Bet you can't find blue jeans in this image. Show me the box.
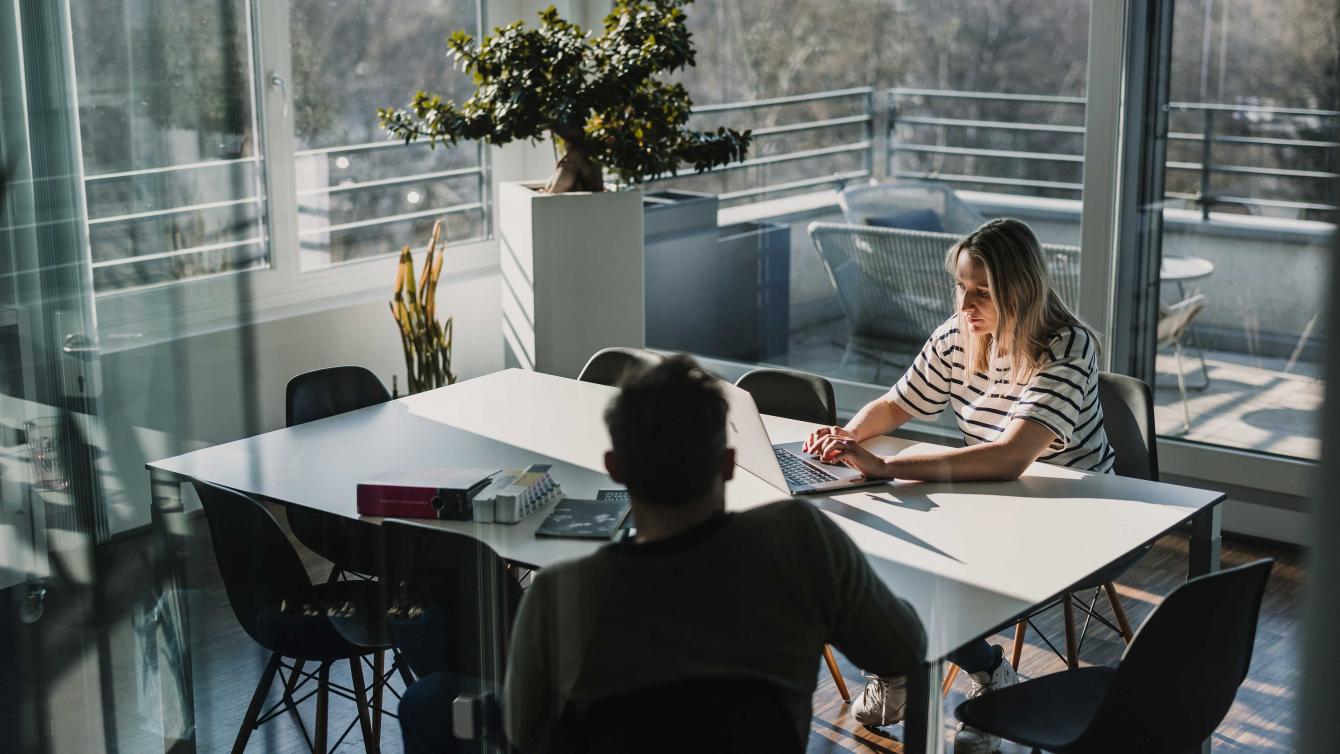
[400,672,467,754]
[946,639,1001,674]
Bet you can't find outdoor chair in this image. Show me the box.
[838,180,987,235]
[807,223,1081,381]
[1157,294,1209,433]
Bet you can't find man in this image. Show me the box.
[502,356,926,751]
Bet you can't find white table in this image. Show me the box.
[146,369,1224,754]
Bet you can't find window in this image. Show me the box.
[289,0,488,269]
[69,0,488,294]
[72,0,269,293]
[1135,0,1336,460]
[644,0,1092,417]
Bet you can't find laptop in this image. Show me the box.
[720,382,887,495]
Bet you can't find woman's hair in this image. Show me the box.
[944,218,1098,382]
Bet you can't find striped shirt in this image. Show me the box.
[887,317,1116,473]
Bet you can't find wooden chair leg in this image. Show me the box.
[1011,620,1027,669]
[1061,594,1080,669]
[315,662,331,754]
[1104,582,1136,643]
[350,656,378,754]
[372,651,385,741]
[941,663,960,697]
[822,645,851,702]
[232,653,281,754]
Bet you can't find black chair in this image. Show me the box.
[735,367,838,426]
[576,347,664,386]
[731,368,851,703]
[376,520,522,684]
[195,481,385,754]
[550,677,805,754]
[956,559,1273,754]
[1008,373,1158,672]
[285,366,392,583]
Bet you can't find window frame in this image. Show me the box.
[90,0,503,352]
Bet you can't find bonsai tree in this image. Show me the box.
[378,0,751,193]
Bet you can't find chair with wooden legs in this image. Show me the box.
[942,373,1154,697]
[734,367,853,702]
[196,481,387,754]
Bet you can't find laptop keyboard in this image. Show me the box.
[774,448,840,487]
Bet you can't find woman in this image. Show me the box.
[804,218,1114,753]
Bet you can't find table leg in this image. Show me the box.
[1188,503,1222,754]
[903,659,946,754]
[150,469,196,753]
[1189,504,1222,579]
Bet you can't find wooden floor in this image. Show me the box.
[2,506,1303,753]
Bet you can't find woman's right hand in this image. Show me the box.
[803,426,855,456]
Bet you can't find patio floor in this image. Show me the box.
[775,318,1321,461]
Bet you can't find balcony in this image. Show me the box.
[647,87,1336,460]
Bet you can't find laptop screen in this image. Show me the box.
[718,381,791,494]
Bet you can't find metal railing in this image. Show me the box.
[889,87,1340,219]
[653,85,1338,220]
[647,87,876,205]
[82,139,488,292]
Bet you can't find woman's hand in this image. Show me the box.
[803,425,855,456]
[823,438,895,480]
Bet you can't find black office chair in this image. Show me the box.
[735,367,838,426]
[956,559,1273,754]
[195,481,385,754]
[550,676,804,754]
[1007,373,1158,672]
[731,368,851,703]
[285,365,392,583]
[376,519,523,684]
[576,347,664,386]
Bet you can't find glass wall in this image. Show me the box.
[644,0,1092,413]
[72,0,269,293]
[2,1,485,751]
[1145,0,1336,458]
[290,0,488,269]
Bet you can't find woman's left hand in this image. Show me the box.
[821,438,895,479]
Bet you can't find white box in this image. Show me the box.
[498,181,645,378]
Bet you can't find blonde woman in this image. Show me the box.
[803,218,1114,753]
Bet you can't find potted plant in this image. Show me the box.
[379,0,750,377]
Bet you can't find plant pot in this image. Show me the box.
[499,181,645,378]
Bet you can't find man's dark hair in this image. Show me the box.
[604,355,728,504]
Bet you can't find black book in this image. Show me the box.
[534,492,631,540]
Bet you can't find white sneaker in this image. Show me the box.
[851,673,907,727]
[953,657,1018,754]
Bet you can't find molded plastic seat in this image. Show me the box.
[576,347,664,386]
[735,367,837,425]
[195,481,386,753]
[285,366,392,580]
[957,560,1273,754]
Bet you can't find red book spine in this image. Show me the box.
[356,483,441,518]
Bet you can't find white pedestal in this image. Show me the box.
[498,181,645,378]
